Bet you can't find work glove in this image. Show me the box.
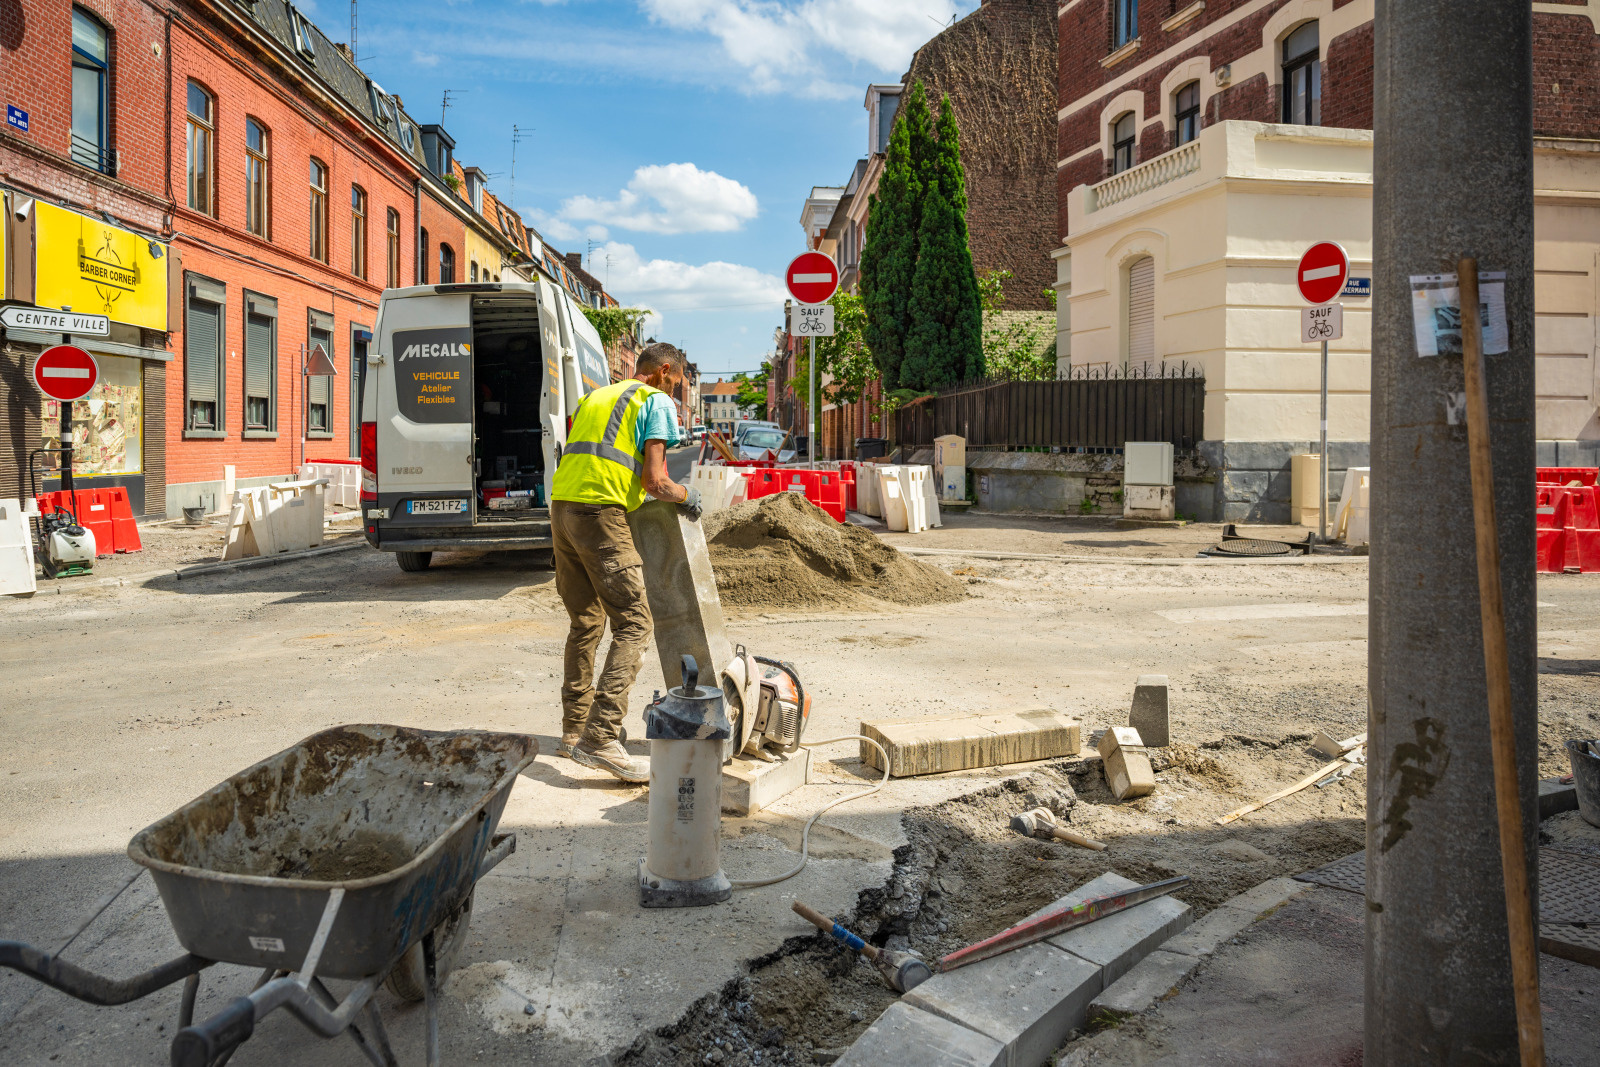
[678,487,703,522]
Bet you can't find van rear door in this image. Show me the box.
[375,291,476,527]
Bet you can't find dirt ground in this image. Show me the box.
[2,508,1597,1065]
[878,510,1323,559]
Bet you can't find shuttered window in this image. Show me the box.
[185,274,226,433]
[244,292,276,433]
[308,310,334,437]
[1126,256,1155,369]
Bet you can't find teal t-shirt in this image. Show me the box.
[637,391,681,448]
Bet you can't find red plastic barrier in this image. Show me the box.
[1536,484,1600,573]
[35,487,142,554]
[743,468,846,523]
[836,463,858,513]
[1536,467,1598,487]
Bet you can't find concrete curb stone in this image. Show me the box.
[19,538,367,597]
[893,546,1367,567]
[834,1001,1005,1067]
[1086,874,1310,1022]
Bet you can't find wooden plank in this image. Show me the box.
[859,709,1083,777]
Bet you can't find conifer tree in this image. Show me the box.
[859,82,933,390]
[901,95,984,388]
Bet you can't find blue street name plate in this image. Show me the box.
[6,105,28,132]
[1342,277,1371,297]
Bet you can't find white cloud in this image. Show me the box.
[595,241,787,334]
[527,211,609,244]
[410,50,441,67]
[641,0,969,96]
[557,163,758,235]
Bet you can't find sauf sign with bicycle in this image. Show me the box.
[1301,302,1344,343]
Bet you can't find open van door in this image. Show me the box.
[372,291,476,527]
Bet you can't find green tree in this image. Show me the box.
[859,82,933,390]
[732,368,768,415]
[788,292,877,406]
[979,269,1058,381]
[580,306,650,349]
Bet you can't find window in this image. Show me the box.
[419,228,429,283]
[350,185,367,278]
[243,292,277,434]
[308,312,334,437]
[1113,0,1138,49]
[350,326,369,457]
[292,9,316,58]
[1112,112,1137,174]
[71,9,111,172]
[184,274,226,434]
[245,118,269,237]
[309,158,328,262]
[439,244,455,284]
[186,82,214,214]
[1174,82,1200,146]
[470,260,479,282]
[1282,21,1321,126]
[386,208,401,288]
[1126,256,1155,369]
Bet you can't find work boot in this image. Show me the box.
[572,739,649,783]
[558,726,626,759]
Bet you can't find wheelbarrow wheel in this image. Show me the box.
[385,894,473,1003]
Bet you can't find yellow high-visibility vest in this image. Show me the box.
[551,380,661,510]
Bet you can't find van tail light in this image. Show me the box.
[360,421,378,501]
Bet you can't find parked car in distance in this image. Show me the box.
[733,419,779,444]
[737,428,797,463]
[688,424,707,443]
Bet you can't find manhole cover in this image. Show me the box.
[1210,539,1295,557]
[1296,847,1600,923]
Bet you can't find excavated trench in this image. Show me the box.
[613,745,1368,1067]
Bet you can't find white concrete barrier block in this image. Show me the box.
[1032,873,1193,987]
[0,499,38,598]
[835,1001,1005,1067]
[1086,948,1196,1021]
[903,942,1101,1067]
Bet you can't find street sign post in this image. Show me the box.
[1297,241,1350,544]
[790,304,835,338]
[785,252,839,306]
[1297,242,1350,305]
[33,345,99,494]
[1,307,111,335]
[785,252,840,468]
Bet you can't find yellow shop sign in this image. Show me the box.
[34,202,168,331]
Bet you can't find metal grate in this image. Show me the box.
[1296,847,1600,924]
[1541,922,1600,969]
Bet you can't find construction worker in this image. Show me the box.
[550,342,702,782]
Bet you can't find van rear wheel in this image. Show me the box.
[396,550,433,572]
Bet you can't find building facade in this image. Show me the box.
[1054,0,1600,521]
[702,379,742,435]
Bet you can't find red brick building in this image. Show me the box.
[1051,0,1600,521]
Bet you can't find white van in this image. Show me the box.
[358,279,609,571]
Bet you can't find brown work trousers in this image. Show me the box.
[550,500,653,745]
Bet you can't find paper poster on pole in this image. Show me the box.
[1409,271,1508,357]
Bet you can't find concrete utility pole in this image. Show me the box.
[1368,2,1538,1064]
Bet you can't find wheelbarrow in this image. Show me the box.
[0,724,538,1066]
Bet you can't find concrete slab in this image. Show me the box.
[861,709,1082,777]
[1539,775,1579,819]
[721,748,811,816]
[628,499,733,692]
[1042,874,1192,987]
[903,942,1102,1067]
[1128,675,1169,747]
[834,1001,1006,1067]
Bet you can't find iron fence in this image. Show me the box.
[896,364,1205,453]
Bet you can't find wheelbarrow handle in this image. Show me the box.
[170,995,255,1067]
[0,940,211,1006]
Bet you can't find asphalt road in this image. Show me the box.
[1,521,1595,1065]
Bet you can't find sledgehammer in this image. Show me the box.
[792,900,933,994]
[1011,807,1108,852]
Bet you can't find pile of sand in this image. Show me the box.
[703,492,967,611]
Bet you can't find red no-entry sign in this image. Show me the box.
[786,251,839,305]
[33,345,99,402]
[1297,242,1350,305]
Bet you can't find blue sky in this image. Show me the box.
[297,0,978,378]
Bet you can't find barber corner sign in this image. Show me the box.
[1,306,112,336]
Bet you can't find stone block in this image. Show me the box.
[834,1002,1005,1067]
[860,709,1082,778]
[1327,441,1371,469]
[629,500,732,690]
[1044,873,1192,987]
[1537,440,1559,467]
[1220,470,1268,502]
[1539,776,1579,820]
[1216,440,1307,471]
[1128,675,1169,747]
[903,942,1102,1067]
[721,748,811,816]
[1096,727,1154,800]
[1086,949,1197,1022]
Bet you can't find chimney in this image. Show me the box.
[565,252,583,273]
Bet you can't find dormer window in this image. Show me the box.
[291,9,316,59]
